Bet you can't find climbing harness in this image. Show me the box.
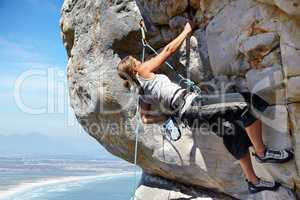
[139,19,204,142]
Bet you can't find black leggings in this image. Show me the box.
[180,92,269,160]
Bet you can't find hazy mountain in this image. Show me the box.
[0,133,116,160]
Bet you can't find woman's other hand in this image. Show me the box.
[184,22,193,34]
[183,21,196,34]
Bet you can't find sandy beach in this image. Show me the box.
[0,172,136,200]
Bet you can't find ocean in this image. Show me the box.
[0,156,141,200]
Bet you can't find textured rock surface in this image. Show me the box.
[60,0,300,199]
[256,0,300,17]
[134,173,234,200]
[245,65,285,104]
[289,104,300,193]
[135,0,188,25]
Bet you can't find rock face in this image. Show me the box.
[60,0,300,199]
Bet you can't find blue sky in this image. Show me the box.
[0,0,66,68]
[0,0,110,157]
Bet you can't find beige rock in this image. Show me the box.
[177,33,212,83]
[287,76,300,102]
[134,173,234,200]
[278,18,300,78]
[190,0,200,9]
[205,0,298,76]
[193,0,234,26]
[194,9,205,25]
[239,32,279,68]
[136,172,297,200]
[169,15,188,30]
[260,187,297,200]
[160,26,179,42]
[229,57,251,76]
[135,0,188,25]
[261,48,281,68]
[281,43,300,78]
[135,185,196,200]
[245,65,286,104]
[256,0,300,17]
[239,32,279,56]
[200,0,233,20]
[60,17,74,57]
[279,18,300,49]
[206,0,262,75]
[288,103,300,190]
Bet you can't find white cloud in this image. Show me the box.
[0,37,43,62]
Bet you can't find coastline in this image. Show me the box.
[0,171,137,200]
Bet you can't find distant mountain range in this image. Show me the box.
[0,133,117,160]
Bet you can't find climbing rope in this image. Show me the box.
[129,27,147,199]
[130,103,142,200]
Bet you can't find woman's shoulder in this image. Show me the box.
[137,72,156,81]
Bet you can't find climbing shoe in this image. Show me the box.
[253,148,294,164]
[247,178,281,194]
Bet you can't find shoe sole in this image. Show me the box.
[255,151,294,164]
[249,182,281,194]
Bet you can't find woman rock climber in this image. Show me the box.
[117,21,293,194]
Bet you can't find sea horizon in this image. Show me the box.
[0,155,141,200]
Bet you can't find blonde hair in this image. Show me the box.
[117,56,139,90]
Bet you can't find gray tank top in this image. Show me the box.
[136,74,185,109]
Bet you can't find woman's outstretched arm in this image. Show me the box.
[138,22,193,77]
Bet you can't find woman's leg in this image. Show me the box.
[244,120,265,158]
[181,92,293,163]
[239,151,258,184]
[221,122,280,193]
[221,122,257,183]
